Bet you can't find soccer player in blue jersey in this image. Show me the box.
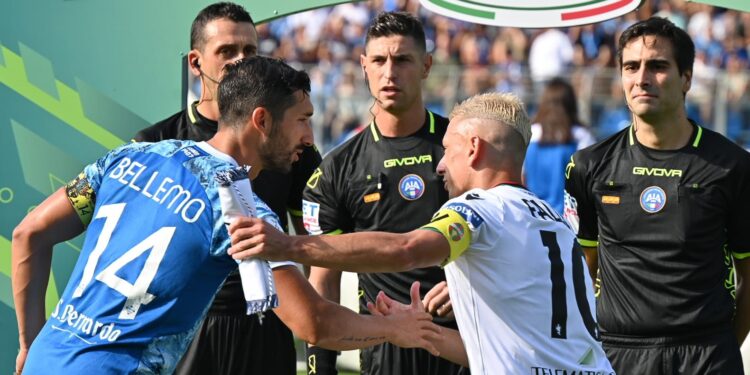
[11,56,440,375]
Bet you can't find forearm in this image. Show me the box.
[12,227,54,349]
[432,327,469,367]
[310,304,393,350]
[291,230,443,273]
[11,188,84,349]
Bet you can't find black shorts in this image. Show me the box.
[602,328,743,375]
[361,342,470,375]
[175,311,295,375]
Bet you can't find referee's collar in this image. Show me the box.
[188,101,218,129]
[628,119,703,149]
[369,109,436,142]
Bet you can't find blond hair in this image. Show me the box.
[449,92,531,146]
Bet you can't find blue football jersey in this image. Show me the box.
[24,140,282,374]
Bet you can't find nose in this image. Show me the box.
[633,65,651,89]
[383,57,397,81]
[302,123,314,147]
[436,156,446,176]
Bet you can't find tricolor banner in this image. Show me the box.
[420,0,643,28]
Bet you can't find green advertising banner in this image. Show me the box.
[0,0,355,371]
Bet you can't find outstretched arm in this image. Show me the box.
[272,265,441,352]
[12,188,84,372]
[227,217,449,272]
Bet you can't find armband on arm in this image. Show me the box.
[65,172,96,228]
[421,209,472,266]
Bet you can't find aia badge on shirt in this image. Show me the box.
[399,174,425,201]
[640,186,666,213]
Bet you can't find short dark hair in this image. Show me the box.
[191,2,254,50]
[218,56,311,128]
[617,17,694,75]
[365,12,426,53]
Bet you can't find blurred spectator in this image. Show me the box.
[528,28,574,89]
[524,78,594,214]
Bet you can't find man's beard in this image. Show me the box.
[259,129,294,174]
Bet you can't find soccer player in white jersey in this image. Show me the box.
[226,92,615,374]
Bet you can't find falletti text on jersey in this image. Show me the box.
[108,157,207,223]
[522,197,570,230]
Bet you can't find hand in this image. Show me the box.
[226,217,292,261]
[16,347,28,374]
[423,281,454,319]
[367,282,441,356]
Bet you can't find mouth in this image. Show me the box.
[380,86,401,95]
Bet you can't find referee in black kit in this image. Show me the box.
[302,12,468,375]
[564,17,749,374]
[134,3,320,374]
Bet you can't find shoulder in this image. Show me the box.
[439,189,490,231]
[571,127,629,168]
[135,109,186,142]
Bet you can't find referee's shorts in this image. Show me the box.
[175,310,295,375]
[602,327,743,374]
[361,341,470,375]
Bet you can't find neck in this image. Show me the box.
[373,103,426,137]
[207,127,262,180]
[196,77,220,121]
[633,114,693,150]
[196,99,220,122]
[469,166,523,192]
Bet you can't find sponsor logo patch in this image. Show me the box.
[399,174,425,201]
[640,186,666,213]
[563,190,579,233]
[302,200,321,234]
[445,202,484,230]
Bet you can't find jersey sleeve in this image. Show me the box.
[302,157,349,235]
[287,145,322,218]
[564,152,599,248]
[65,144,137,227]
[420,192,487,266]
[728,155,750,260]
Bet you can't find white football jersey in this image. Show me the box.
[423,184,614,375]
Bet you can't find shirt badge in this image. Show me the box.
[640,186,666,213]
[399,174,425,201]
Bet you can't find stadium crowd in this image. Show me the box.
[235,0,750,152]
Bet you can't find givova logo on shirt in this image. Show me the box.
[419,0,641,28]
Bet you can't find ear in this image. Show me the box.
[187,49,201,76]
[681,70,692,94]
[251,107,271,136]
[467,136,481,166]
[422,53,433,79]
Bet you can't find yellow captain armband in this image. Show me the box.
[733,251,750,260]
[421,208,472,267]
[65,172,96,228]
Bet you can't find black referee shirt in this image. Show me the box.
[303,110,456,326]
[565,123,750,337]
[135,101,322,314]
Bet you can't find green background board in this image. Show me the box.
[0,0,355,371]
[687,0,750,12]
